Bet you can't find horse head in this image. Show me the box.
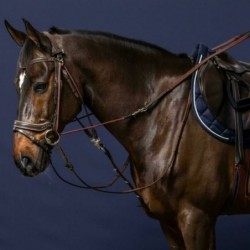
[5,20,82,176]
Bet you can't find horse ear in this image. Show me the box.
[4,20,27,46]
[23,19,52,52]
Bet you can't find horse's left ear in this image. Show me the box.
[5,20,27,46]
[23,19,52,52]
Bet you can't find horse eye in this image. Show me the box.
[33,82,48,93]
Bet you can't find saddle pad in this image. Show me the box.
[191,44,236,144]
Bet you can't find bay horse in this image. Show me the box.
[5,19,250,249]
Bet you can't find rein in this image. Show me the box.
[62,31,250,135]
[14,31,250,196]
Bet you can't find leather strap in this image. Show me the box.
[15,128,50,153]
[13,120,52,132]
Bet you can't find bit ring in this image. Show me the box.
[45,129,60,146]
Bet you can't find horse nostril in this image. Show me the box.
[20,156,33,171]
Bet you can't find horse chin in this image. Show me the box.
[14,150,50,177]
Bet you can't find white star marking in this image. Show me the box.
[18,71,26,90]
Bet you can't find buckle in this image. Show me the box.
[52,49,65,64]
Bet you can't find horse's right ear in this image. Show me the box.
[4,20,26,46]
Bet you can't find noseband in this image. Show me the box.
[13,50,83,152]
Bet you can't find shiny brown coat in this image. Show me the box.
[6,20,243,250]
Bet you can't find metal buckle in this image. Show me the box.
[45,129,60,146]
[54,50,65,65]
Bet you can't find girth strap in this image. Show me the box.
[231,78,244,164]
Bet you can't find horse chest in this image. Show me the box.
[139,189,170,219]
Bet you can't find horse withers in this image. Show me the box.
[5,19,250,249]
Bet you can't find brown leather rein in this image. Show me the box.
[13,31,250,196]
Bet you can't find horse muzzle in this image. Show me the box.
[13,120,61,176]
[13,131,51,176]
[14,149,50,177]
[18,154,47,176]
[13,129,59,177]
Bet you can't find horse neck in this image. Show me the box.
[63,34,192,147]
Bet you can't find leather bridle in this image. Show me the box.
[13,50,83,153]
[13,47,143,196]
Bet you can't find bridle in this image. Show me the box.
[13,31,250,196]
[13,50,83,152]
[13,48,143,196]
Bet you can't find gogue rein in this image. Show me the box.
[13,31,250,197]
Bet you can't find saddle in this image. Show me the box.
[192,44,250,156]
[200,53,250,130]
[192,44,250,213]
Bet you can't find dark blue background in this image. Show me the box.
[1,1,250,249]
